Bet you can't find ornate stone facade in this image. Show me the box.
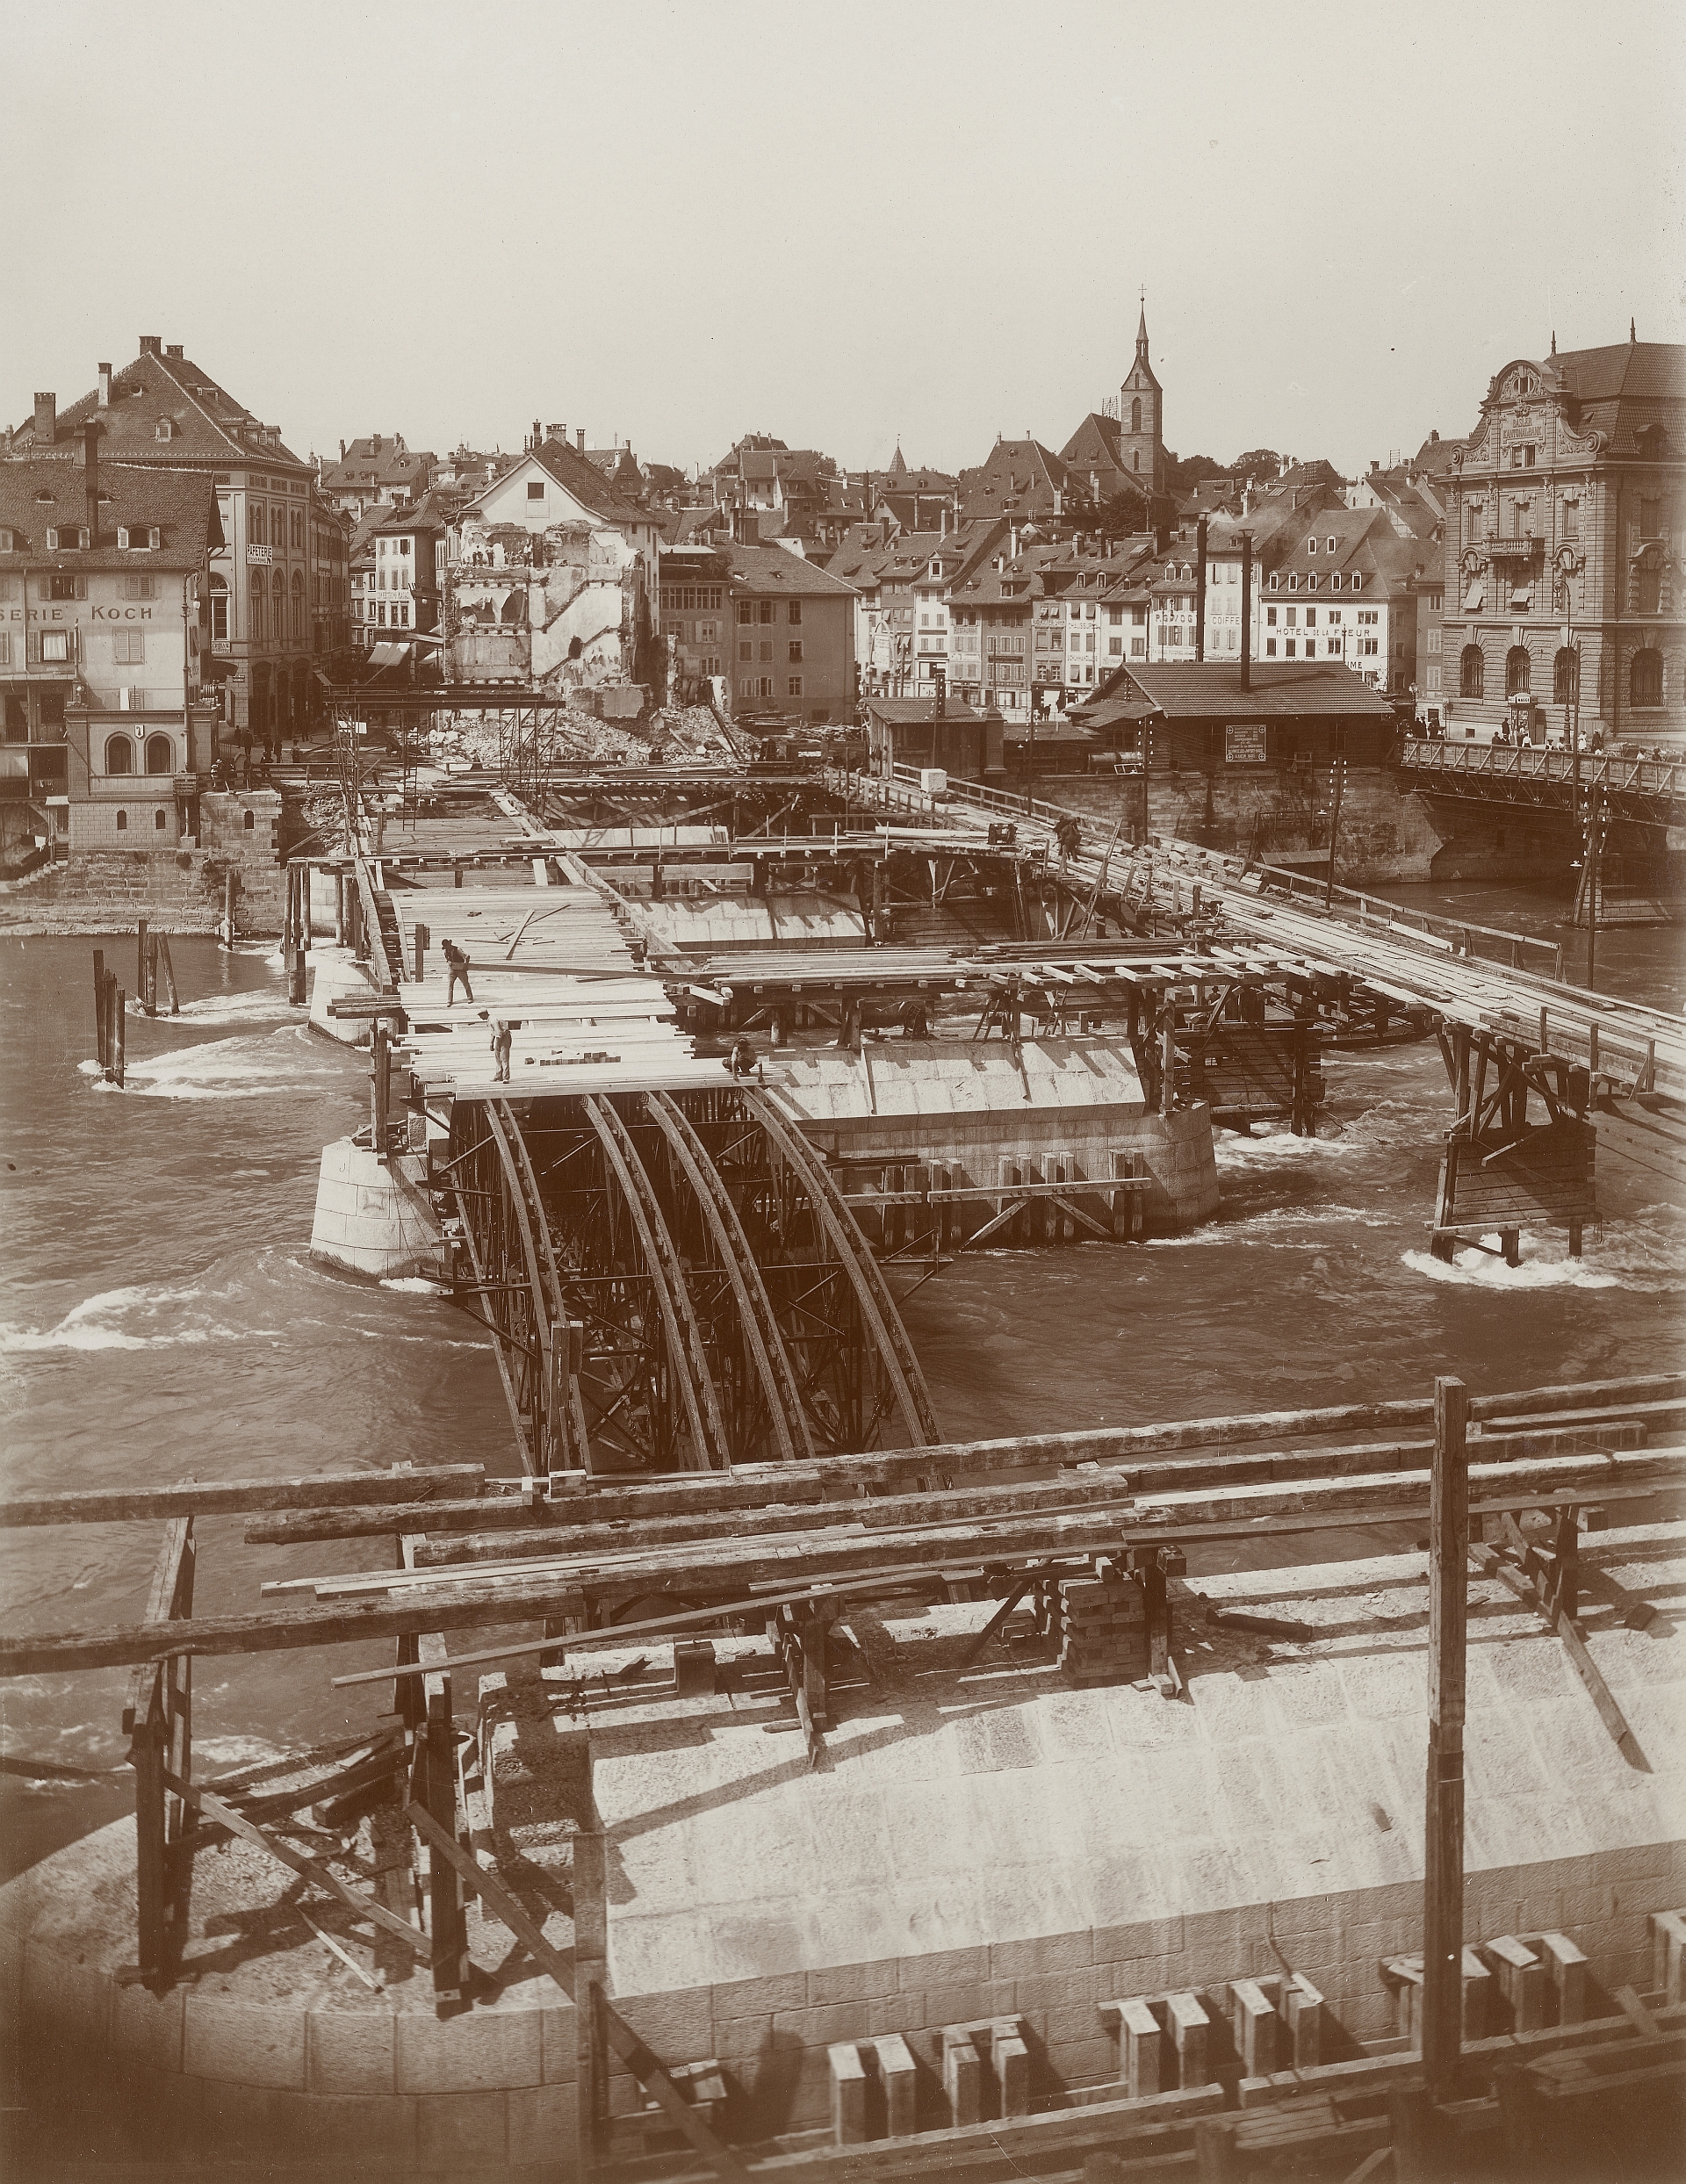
[1439,335,1686,745]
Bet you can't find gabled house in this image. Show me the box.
[319,435,434,517]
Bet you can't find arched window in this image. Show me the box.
[291,569,305,641]
[249,570,266,643]
[155,417,174,443]
[209,573,228,644]
[153,809,168,831]
[1506,645,1531,698]
[1632,648,1664,708]
[1553,647,1579,705]
[242,809,256,832]
[104,733,134,775]
[145,732,174,775]
[249,503,266,545]
[1131,397,1142,433]
[1459,645,1484,699]
[115,810,127,832]
[1131,451,1139,472]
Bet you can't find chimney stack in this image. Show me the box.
[139,335,162,356]
[339,438,346,461]
[531,419,542,450]
[83,422,100,542]
[32,393,55,444]
[1239,531,1253,694]
[97,364,112,410]
[1194,515,1208,663]
[166,343,184,359]
[576,429,586,451]
[1010,524,1019,559]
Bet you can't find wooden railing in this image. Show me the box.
[1400,741,1682,801]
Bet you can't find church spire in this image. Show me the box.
[1136,289,1149,359]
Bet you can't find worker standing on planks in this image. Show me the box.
[484,1013,513,1082]
[442,938,474,1006]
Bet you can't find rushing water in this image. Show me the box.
[1,893,1682,1882]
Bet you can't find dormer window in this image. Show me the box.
[155,418,175,442]
[1351,573,1363,592]
[1326,537,1336,553]
[1287,573,1298,591]
[116,526,162,551]
[1331,572,1343,591]
[0,529,13,552]
[1268,573,1279,591]
[1308,537,1317,556]
[46,526,90,551]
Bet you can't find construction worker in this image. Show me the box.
[442,938,474,1006]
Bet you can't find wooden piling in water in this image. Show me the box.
[92,949,106,1066]
[333,872,347,947]
[220,870,238,948]
[113,988,126,1090]
[1421,1375,1468,2095]
[157,934,179,1015]
[137,919,152,1016]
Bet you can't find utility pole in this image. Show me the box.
[1584,787,1605,992]
[1323,755,1346,912]
[1421,1374,1469,2103]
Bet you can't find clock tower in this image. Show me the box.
[1118,299,1166,497]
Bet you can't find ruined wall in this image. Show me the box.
[448,520,641,692]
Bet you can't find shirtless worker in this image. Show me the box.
[441,937,474,1006]
[482,1012,514,1082]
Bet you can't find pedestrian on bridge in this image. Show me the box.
[442,939,474,1006]
[485,1014,513,1081]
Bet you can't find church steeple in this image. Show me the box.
[1119,287,1165,498]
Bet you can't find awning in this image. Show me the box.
[198,656,239,681]
[367,642,412,667]
[1462,582,1484,611]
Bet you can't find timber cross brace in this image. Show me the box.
[1430,1022,1597,1262]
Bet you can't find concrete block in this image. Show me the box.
[414,2087,508,2171]
[184,1997,306,2089]
[396,2004,540,2093]
[1092,1914,1185,1964]
[1227,1980,1276,2078]
[994,2030,1029,2116]
[710,2013,774,2064]
[772,2000,874,2048]
[920,1981,1017,2029]
[540,2001,579,2084]
[1012,1965,1106,2014]
[989,1929,1093,1980]
[713,1970,809,2018]
[829,2042,868,2144]
[941,2029,982,2125]
[868,2033,918,2137]
[612,1986,713,2064]
[507,2081,577,2168]
[807,1957,900,2006]
[898,1944,990,1991]
[1166,1991,1209,2086]
[1114,1996,1162,2097]
[306,2008,396,2094]
[109,1979,184,2072]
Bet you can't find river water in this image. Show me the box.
[1,888,1682,1882]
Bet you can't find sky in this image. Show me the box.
[7,1,1684,485]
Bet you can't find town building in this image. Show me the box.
[309,500,351,660]
[1254,509,1432,695]
[827,519,1007,703]
[359,494,449,648]
[0,444,220,859]
[5,338,338,746]
[317,435,433,517]
[956,436,1070,529]
[461,429,665,566]
[1076,659,1401,771]
[661,539,856,724]
[1115,303,1169,498]
[1438,331,1686,744]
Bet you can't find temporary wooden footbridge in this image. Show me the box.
[840,762,1686,1265]
[3,1368,1684,2177]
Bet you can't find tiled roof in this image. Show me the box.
[8,346,306,470]
[718,542,859,598]
[465,438,650,529]
[0,458,220,568]
[1106,661,1397,718]
[862,697,1001,725]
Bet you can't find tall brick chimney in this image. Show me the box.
[97,364,112,410]
[576,429,586,451]
[83,422,100,542]
[32,393,55,444]
[1194,515,1208,662]
[139,335,162,356]
[1239,531,1253,694]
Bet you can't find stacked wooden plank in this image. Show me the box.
[1054,1559,1148,1686]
